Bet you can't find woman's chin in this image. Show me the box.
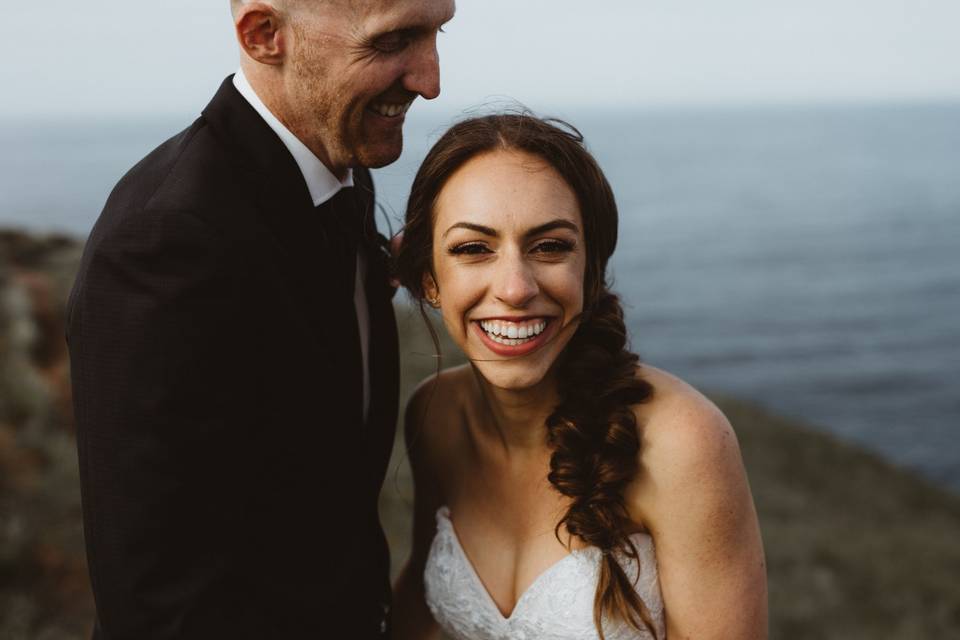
[470,360,553,393]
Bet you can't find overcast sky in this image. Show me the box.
[4,0,960,119]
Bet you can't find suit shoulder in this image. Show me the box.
[92,116,255,248]
[73,117,252,307]
[102,118,203,219]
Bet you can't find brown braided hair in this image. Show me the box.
[396,112,657,639]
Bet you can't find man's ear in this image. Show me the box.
[422,273,440,308]
[235,3,287,65]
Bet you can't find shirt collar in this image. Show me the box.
[233,69,353,207]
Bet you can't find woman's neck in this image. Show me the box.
[470,366,560,455]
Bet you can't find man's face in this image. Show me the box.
[284,0,455,173]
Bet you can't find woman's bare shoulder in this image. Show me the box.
[630,365,745,522]
[404,364,476,458]
[636,364,734,449]
[630,366,768,637]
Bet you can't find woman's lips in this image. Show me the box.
[472,318,558,358]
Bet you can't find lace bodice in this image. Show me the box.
[424,507,666,640]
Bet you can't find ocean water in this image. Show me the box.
[2,103,959,491]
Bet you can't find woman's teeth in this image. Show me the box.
[479,319,548,345]
[369,100,412,118]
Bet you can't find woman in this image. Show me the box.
[392,114,768,640]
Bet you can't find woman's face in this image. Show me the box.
[427,148,586,391]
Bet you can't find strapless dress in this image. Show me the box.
[424,506,666,640]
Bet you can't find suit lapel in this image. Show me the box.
[201,76,361,414]
[202,77,398,457]
[356,168,400,488]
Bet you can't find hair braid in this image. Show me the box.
[546,291,657,639]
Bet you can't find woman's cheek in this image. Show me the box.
[542,263,585,305]
[440,269,483,334]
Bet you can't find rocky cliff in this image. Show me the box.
[0,230,90,639]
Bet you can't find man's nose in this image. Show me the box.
[495,257,539,308]
[404,37,441,100]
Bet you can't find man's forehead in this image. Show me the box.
[360,0,455,31]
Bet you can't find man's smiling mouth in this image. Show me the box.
[368,99,413,118]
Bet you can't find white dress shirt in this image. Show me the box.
[233,69,371,422]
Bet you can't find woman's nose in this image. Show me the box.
[494,257,539,308]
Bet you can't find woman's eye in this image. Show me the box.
[449,243,490,256]
[532,240,574,254]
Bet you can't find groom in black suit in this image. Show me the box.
[66,1,455,638]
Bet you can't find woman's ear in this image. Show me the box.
[234,3,287,65]
[422,273,440,308]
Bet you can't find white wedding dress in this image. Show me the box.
[424,507,666,640]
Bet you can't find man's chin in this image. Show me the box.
[355,140,404,169]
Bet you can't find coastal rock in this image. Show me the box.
[0,229,91,640]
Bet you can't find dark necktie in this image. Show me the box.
[318,185,366,423]
[322,186,366,298]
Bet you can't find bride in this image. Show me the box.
[391,114,768,640]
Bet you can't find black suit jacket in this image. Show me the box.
[66,77,400,639]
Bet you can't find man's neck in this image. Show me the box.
[234,66,352,204]
[239,64,346,181]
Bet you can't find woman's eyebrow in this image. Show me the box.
[442,222,497,239]
[524,219,579,238]
[441,219,580,240]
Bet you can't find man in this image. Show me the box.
[66,1,455,637]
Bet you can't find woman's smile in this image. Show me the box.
[472,316,558,357]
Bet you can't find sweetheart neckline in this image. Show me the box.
[436,506,590,621]
[436,506,653,623]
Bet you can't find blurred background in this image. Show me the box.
[1,1,958,637]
